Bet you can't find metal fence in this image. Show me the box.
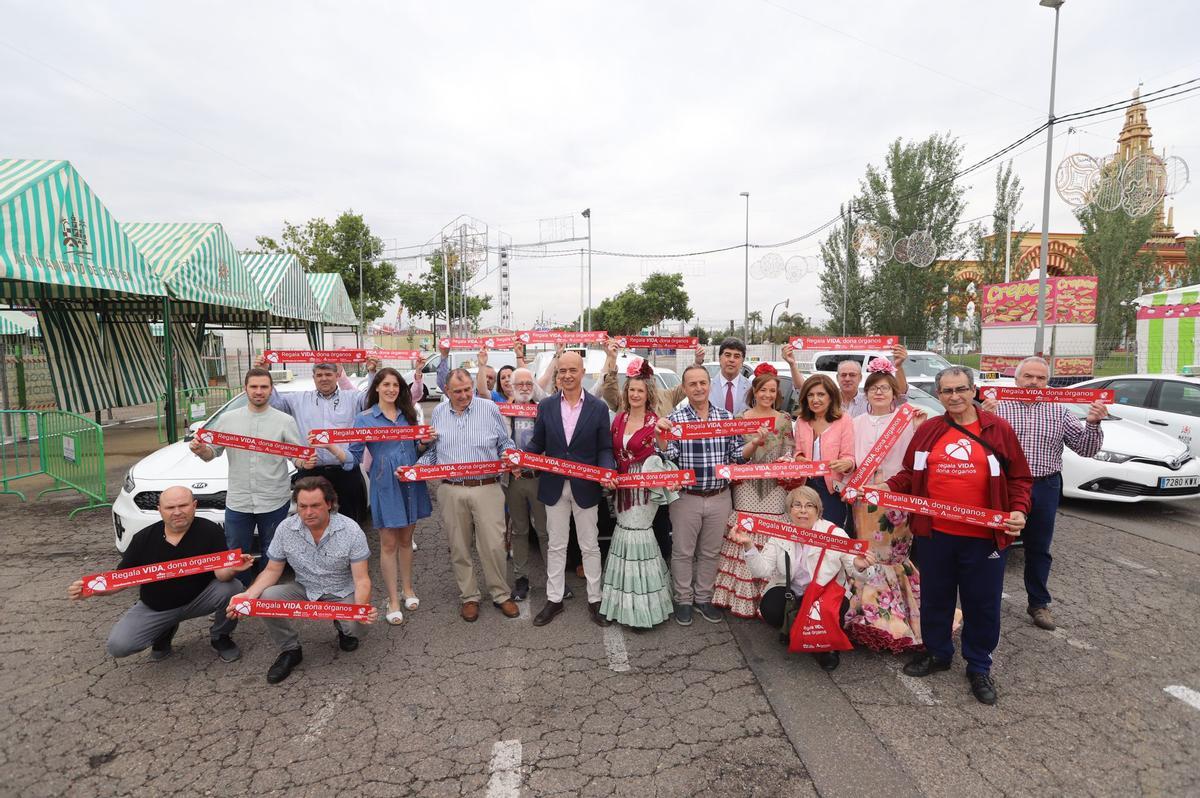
[0,410,109,517]
[156,387,237,443]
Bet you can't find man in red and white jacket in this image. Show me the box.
[875,367,1031,706]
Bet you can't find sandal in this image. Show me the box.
[404,595,420,611]
[385,606,405,626]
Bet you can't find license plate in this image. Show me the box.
[1159,476,1200,489]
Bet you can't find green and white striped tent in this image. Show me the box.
[0,310,37,336]
[123,222,267,315]
[307,272,358,327]
[1136,283,1200,374]
[0,159,166,302]
[242,252,322,323]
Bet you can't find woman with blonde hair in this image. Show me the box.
[728,485,874,671]
[712,363,795,618]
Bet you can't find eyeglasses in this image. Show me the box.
[512,381,534,388]
[867,385,892,394]
[937,386,974,396]
[789,502,820,511]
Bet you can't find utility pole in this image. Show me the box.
[740,192,750,341]
[582,208,592,331]
[843,205,854,336]
[1034,0,1065,356]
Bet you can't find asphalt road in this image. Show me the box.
[2,480,1198,796]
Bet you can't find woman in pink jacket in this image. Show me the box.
[793,373,856,527]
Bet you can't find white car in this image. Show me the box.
[112,376,376,552]
[796,348,972,394]
[1070,374,1200,458]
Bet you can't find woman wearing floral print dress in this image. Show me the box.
[844,362,927,652]
[599,359,680,628]
[712,364,795,619]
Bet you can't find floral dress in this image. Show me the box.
[599,412,678,628]
[712,412,794,619]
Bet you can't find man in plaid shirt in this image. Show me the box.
[981,356,1106,631]
[656,364,749,626]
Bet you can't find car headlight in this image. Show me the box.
[122,470,136,493]
[1093,450,1133,464]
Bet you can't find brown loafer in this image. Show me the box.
[1028,606,1056,630]
[461,601,480,622]
[494,599,520,619]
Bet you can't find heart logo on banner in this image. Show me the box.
[266,352,279,363]
[438,338,449,348]
[86,575,108,592]
[507,452,522,466]
[671,425,682,438]
[740,517,755,532]
[519,332,531,343]
[197,431,213,444]
[402,469,417,481]
[716,465,731,480]
[311,431,330,444]
[234,601,252,615]
[865,490,880,505]
[615,337,627,348]
[843,487,859,502]
[485,338,495,348]
[356,606,367,616]
[992,513,1004,523]
[983,388,998,401]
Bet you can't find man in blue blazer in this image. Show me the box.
[524,351,617,627]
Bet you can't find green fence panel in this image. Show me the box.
[0,409,108,516]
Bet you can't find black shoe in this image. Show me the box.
[337,629,359,652]
[532,601,564,627]
[903,653,952,677]
[511,577,530,602]
[266,648,303,684]
[814,651,840,671]
[150,624,178,661]
[211,635,241,663]
[563,586,575,600]
[967,671,998,705]
[588,601,611,627]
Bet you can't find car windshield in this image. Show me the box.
[902,354,954,378]
[203,393,248,427]
[658,371,681,389]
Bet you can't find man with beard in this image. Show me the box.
[496,366,548,601]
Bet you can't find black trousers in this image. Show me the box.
[294,465,368,525]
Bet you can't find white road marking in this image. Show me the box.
[1164,685,1200,711]
[604,625,631,672]
[485,739,523,798]
[518,601,530,621]
[1111,555,1168,578]
[885,661,937,705]
[301,689,345,744]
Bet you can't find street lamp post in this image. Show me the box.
[740,192,750,341]
[1034,0,1065,357]
[357,240,364,348]
[769,298,789,360]
[582,208,592,331]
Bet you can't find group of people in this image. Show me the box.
[72,337,1106,703]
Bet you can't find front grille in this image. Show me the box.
[132,491,227,511]
[1129,455,1192,471]
[1083,478,1200,498]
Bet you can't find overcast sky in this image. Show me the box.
[4,1,1198,330]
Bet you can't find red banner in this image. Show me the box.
[1138,303,1200,320]
[308,425,434,444]
[788,335,898,351]
[497,402,539,418]
[734,513,867,554]
[395,461,504,482]
[368,349,424,360]
[81,549,242,596]
[612,335,698,350]
[263,349,367,364]
[233,598,373,622]
[614,470,697,488]
[843,487,1008,531]
[504,449,616,483]
[978,386,1113,404]
[516,330,607,345]
[715,461,829,481]
[663,418,768,440]
[845,404,916,490]
[195,429,314,460]
[437,335,516,350]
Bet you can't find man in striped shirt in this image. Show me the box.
[415,368,520,622]
[981,356,1106,631]
[656,364,748,626]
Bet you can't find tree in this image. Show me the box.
[688,325,710,345]
[255,211,400,324]
[771,311,818,343]
[394,248,492,332]
[569,272,692,334]
[746,311,763,342]
[1071,204,1155,343]
[818,207,867,336]
[853,134,970,340]
[1179,232,1200,288]
[971,161,1026,286]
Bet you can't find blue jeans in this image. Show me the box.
[919,530,1007,674]
[1023,473,1062,609]
[224,503,289,587]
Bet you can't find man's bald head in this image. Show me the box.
[158,486,197,533]
[556,351,584,395]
